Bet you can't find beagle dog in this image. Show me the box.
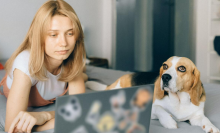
[86,56,220,133]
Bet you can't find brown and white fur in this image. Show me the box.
[86,56,220,133]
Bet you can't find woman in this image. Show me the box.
[0,0,87,132]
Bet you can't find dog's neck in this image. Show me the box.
[168,91,191,106]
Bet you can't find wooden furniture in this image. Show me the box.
[87,57,109,68]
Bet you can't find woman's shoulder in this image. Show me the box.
[13,50,31,70]
[11,50,31,75]
[8,50,37,86]
[16,50,30,60]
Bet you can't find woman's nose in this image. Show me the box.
[59,35,67,47]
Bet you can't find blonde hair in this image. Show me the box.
[5,0,86,82]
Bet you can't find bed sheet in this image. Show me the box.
[0,64,219,133]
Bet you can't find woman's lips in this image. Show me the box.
[56,50,69,55]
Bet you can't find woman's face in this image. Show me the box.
[45,15,76,63]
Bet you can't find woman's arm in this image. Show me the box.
[68,73,86,95]
[5,69,52,133]
[32,112,55,132]
[32,73,86,131]
[5,69,32,132]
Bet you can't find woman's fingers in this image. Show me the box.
[8,111,37,133]
[18,114,37,133]
[13,118,36,133]
[8,111,46,133]
[8,111,23,133]
[16,112,28,130]
[13,127,19,133]
[21,116,31,132]
[26,118,37,133]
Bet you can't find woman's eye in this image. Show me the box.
[178,66,186,72]
[67,32,73,36]
[163,64,168,70]
[50,34,57,37]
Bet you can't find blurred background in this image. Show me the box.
[0,0,220,84]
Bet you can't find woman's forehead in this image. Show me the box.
[49,15,74,31]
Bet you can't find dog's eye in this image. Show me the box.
[163,64,168,70]
[178,66,186,72]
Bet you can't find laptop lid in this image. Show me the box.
[54,84,154,133]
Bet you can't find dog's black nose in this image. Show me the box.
[162,74,172,82]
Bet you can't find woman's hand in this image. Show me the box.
[8,111,49,133]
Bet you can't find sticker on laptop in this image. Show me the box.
[110,90,126,120]
[130,88,151,111]
[58,96,82,122]
[85,100,102,126]
[96,112,117,133]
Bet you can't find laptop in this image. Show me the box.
[54,84,154,133]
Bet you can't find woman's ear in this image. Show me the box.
[153,66,164,102]
[189,67,203,106]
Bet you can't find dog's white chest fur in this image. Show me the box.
[154,91,204,121]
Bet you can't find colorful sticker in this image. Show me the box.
[110,90,126,120]
[96,112,116,133]
[58,97,82,122]
[86,101,102,126]
[130,88,151,111]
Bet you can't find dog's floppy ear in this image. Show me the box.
[189,66,203,106]
[153,66,164,102]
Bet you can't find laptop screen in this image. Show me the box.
[54,84,154,133]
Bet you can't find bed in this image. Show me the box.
[0,60,220,133]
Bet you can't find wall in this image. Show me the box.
[0,1,45,59]
[0,0,113,66]
[194,0,209,83]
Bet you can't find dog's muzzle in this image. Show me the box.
[162,74,172,87]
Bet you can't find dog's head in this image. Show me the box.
[154,56,204,106]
